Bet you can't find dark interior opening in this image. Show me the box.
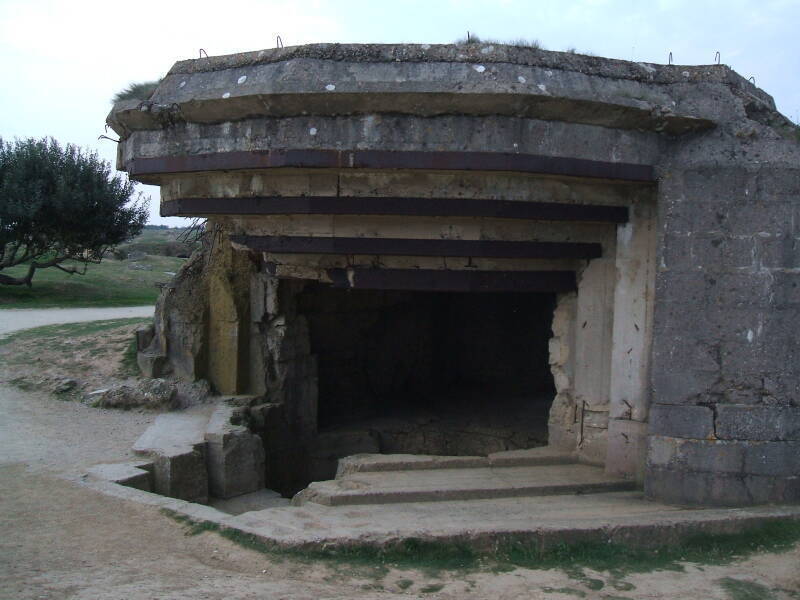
[297,284,556,464]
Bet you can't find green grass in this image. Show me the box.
[112,80,162,103]
[119,335,141,376]
[115,226,197,258]
[454,34,544,49]
[159,509,800,578]
[0,255,183,308]
[0,318,150,349]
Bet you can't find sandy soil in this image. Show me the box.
[0,319,148,399]
[0,309,798,599]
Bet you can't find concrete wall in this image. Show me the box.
[645,129,800,505]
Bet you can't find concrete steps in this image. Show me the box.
[335,446,576,477]
[293,459,636,507]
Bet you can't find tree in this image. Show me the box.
[0,137,148,286]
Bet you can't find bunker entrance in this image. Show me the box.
[298,285,556,466]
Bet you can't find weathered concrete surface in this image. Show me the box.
[137,251,208,381]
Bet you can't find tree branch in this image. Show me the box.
[0,242,32,269]
[0,253,71,287]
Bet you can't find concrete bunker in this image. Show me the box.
[113,42,800,508]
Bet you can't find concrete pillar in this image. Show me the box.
[573,253,616,465]
[606,199,657,480]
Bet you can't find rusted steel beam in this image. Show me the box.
[326,268,576,292]
[130,149,655,183]
[161,196,629,223]
[231,235,601,259]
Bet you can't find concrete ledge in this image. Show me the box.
[225,497,800,551]
[80,472,800,553]
[86,462,154,492]
[109,53,719,137]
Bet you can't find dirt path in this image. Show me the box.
[0,305,154,337]
[0,313,798,599]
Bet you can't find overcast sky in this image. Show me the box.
[1,0,798,226]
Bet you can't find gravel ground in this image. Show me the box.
[0,306,154,337]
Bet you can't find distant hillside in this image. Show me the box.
[115,227,199,259]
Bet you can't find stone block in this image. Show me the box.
[136,351,170,378]
[743,475,800,504]
[153,448,208,503]
[771,271,800,306]
[205,403,266,499]
[758,235,800,270]
[578,426,607,466]
[135,324,155,351]
[681,439,746,474]
[744,442,800,477]
[689,234,726,269]
[645,467,752,506]
[726,202,794,237]
[721,236,756,269]
[714,273,773,309]
[716,405,800,441]
[648,404,714,438]
[133,410,211,503]
[606,419,647,480]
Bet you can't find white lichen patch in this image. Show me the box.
[222,92,231,99]
[537,83,548,93]
[481,45,494,54]
[517,75,526,83]
[473,65,486,73]
[309,127,318,136]
[237,75,247,85]
[325,84,336,91]
[179,81,187,88]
